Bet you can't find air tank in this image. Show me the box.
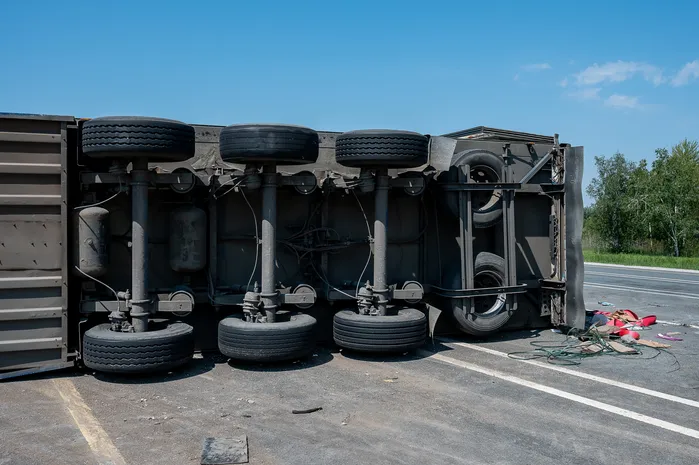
[169,206,207,272]
[73,206,110,277]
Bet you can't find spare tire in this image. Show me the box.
[218,312,316,362]
[333,308,426,353]
[82,322,195,374]
[219,124,319,165]
[81,116,195,161]
[451,252,511,337]
[335,130,428,168]
[445,150,505,228]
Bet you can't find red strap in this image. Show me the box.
[614,329,640,340]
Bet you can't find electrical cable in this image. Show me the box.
[309,258,357,300]
[352,190,373,298]
[240,188,259,292]
[214,177,245,199]
[74,177,123,210]
[73,266,121,313]
[507,326,661,366]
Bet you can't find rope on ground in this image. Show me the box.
[507,326,664,366]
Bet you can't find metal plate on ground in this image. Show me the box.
[201,436,249,464]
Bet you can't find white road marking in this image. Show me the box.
[656,320,699,330]
[585,262,699,275]
[586,270,699,285]
[419,350,699,440]
[53,379,127,465]
[584,282,699,300]
[198,373,215,381]
[441,340,699,408]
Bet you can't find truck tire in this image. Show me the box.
[218,313,316,362]
[451,252,511,337]
[333,308,426,353]
[82,322,195,374]
[335,130,428,168]
[219,124,319,165]
[81,116,195,161]
[445,150,505,228]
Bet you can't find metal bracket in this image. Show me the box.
[80,171,196,186]
[441,182,521,191]
[388,177,425,189]
[325,283,425,302]
[520,150,553,185]
[278,175,317,187]
[539,279,566,291]
[426,284,528,298]
[80,299,193,314]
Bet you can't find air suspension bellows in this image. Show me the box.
[332,129,429,353]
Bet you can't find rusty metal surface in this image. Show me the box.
[0,115,71,371]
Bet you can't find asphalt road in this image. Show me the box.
[584,262,699,326]
[1,263,698,465]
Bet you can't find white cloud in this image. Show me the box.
[568,87,601,101]
[521,63,551,72]
[574,61,665,86]
[671,60,699,86]
[604,94,642,109]
[559,78,569,87]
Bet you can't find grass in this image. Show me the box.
[583,250,699,270]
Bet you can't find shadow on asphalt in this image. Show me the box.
[90,352,221,384]
[335,345,434,363]
[228,348,334,372]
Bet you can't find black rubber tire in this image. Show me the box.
[335,129,428,168]
[219,124,319,165]
[82,322,194,374]
[333,308,427,353]
[445,150,505,228]
[451,252,511,337]
[218,313,317,362]
[81,116,195,161]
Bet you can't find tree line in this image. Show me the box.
[584,139,699,257]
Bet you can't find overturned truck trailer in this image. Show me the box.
[0,113,585,377]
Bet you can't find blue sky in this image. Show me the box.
[1,1,698,203]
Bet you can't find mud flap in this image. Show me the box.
[425,303,443,339]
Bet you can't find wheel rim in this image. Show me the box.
[473,270,506,316]
[469,165,502,212]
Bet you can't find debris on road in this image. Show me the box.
[598,301,615,307]
[637,339,672,349]
[291,407,323,414]
[201,436,249,465]
[608,340,638,354]
[657,333,683,341]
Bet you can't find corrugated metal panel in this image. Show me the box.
[0,114,72,371]
[441,126,555,144]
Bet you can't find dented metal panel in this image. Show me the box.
[0,114,72,372]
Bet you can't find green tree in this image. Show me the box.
[646,140,699,256]
[586,152,639,252]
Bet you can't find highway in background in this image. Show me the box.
[584,262,699,327]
